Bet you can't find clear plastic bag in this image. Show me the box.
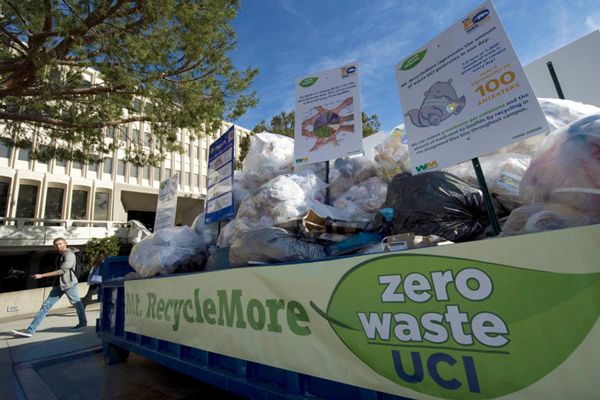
[444,153,531,212]
[374,126,411,179]
[191,213,219,245]
[329,155,385,201]
[129,227,206,277]
[334,176,388,221]
[502,203,600,236]
[219,171,333,246]
[520,114,600,213]
[242,132,294,191]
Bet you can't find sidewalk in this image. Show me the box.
[0,302,102,400]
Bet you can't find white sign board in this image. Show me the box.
[294,62,363,166]
[153,173,178,232]
[395,0,549,174]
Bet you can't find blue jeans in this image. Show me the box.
[27,284,87,333]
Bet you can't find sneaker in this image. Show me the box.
[69,324,87,332]
[12,329,33,338]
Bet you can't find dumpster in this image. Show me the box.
[97,224,600,400]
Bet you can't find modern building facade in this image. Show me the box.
[0,67,251,293]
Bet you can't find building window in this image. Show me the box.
[0,142,12,158]
[118,126,127,141]
[193,173,199,187]
[106,126,116,139]
[55,158,67,167]
[132,129,140,145]
[103,158,113,174]
[154,167,160,181]
[44,187,64,221]
[0,181,9,223]
[165,168,171,178]
[143,165,150,179]
[73,161,82,170]
[18,147,31,161]
[117,160,126,176]
[94,192,109,221]
[88,162,97,174]
[185,172,190,186]
[70,190,88,220]
[133,99,141,112]
[130,165,138,178]
[144,133,152,147]
[194,146,198,159]
[16,185,38,222]
[204,175,208,187]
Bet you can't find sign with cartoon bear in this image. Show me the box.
[395,0,549,174]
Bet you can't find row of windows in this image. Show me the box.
[0,181,109,223]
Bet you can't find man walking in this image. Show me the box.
[12,237,87,337]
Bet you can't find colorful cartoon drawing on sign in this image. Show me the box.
[310,254,600,399]
[405,79,466,128]
[302,97,355,151]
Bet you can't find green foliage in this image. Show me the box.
[234,133,252,169]
[0,0,258,166]
[252,110,295,138]
[361,113,381,137]
[83,236,122,272]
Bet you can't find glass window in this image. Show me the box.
[185,172,190,186]
[143,165,150,179]
[193,173,199,187]
[70,190,88,220]
[117,160,126,176]
[44,187,64,220]
[16,185,38,223]
[0,181,10,223]
[165,168,171,178]
[154,167,160,181]
[18,147,31,161]
[133,99,141,112]
[204,175,208,187]
[94,192,109,221]
[0,142,11,158]
[118,126,127,141]
[194,146,198,159]
[103,158,113,174]
[73,161,82,170]
[130,165,138,178]
[145,102,152,112]
[144,133,151,147]
[88,162,97,173]
[106,126,116,139]
[82,79,91,88]
[55,158,67,167]
[188,144,192,157]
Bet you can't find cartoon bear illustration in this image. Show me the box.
[405,79,466,128]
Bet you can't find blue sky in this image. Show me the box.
[229,0,600,133]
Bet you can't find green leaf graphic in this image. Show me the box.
[315,254,600,399]
[299,77,319,87]
[400,49,428,71]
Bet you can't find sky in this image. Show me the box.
[228,0,600,133]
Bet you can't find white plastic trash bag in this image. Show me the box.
[334,177,389,221]
[242,132,294,191]
[129,227,206,277]
[191,213,219,245]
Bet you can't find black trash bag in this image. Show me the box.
[371,172,489,242]
[229,227,327,267]
[174,252,209,274]
[205,247,232,272]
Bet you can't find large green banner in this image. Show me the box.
[125,224,600,399]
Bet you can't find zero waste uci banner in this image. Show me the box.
[124,224,600,400]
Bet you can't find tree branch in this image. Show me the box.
[0,112,151,129]
[18,85,129,97]
[3,0,32,34]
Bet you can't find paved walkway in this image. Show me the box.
[0,303,103,400]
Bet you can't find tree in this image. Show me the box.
[252,110,294,138]
[0,0,258,166]
[361,112,381,137]
[253,110,379,138]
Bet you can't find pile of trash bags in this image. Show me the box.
[128,98,600,277]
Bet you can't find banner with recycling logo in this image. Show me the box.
[124,224,600,400]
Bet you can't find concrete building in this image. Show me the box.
[0,66,251,293]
